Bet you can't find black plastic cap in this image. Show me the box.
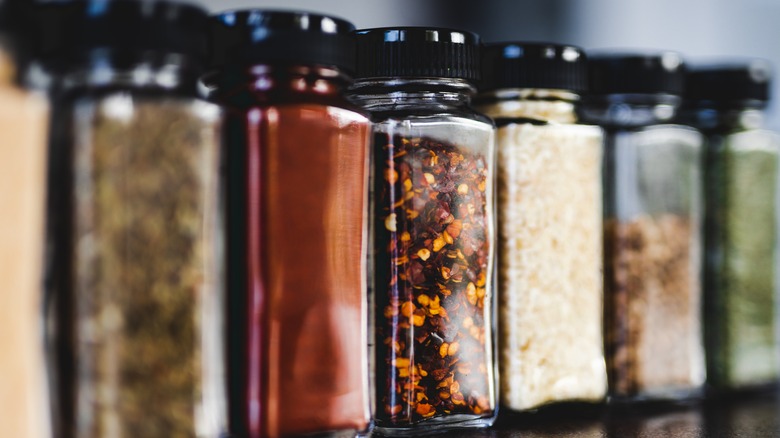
[588,52,686,96]
[685,60,772,106]
[354,27,481,82]
[208,10,356,73]
[37,0,210,71]
[480,42,587,93]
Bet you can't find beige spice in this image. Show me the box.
[0,72,50,436]
[493,120,607,410]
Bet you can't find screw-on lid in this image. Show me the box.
[588,52,686,96]
[480,42,587,93]
[354,27,481,82]
[685,60,771,106]
[208,10,356,73]
[38,0,210,71]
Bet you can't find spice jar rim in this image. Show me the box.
[475,88,580,104]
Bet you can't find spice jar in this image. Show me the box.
[349,27,497,433]
[680,61,780,390]
[581,52,706,401]
[206,10,370,438]
[0,1,51,437]
[42,1,225,436]
[475,42,607,411]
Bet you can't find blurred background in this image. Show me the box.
[195,0,780,129]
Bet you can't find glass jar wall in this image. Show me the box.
[350,27,497,434]
[42,2,225,436]
[582,53,706,401]
[207,11,371,438]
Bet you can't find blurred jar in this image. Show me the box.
[41,1,225,436]
[680,61,780,390]
[349,27,497,434]
[476,42,607,411]
[582,52,705,401]
[206,10,370,438]
[0,0,51,437]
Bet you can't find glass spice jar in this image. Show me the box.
[349,27,498,434]
[581,52,706,402]
[41,1,226,437]
[205,11,371,438]
[0,1,51,437]
[679,61,780,391]
[475,43,607,411]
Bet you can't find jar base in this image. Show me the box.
[373,414,496,436]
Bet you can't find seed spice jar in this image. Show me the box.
[350,27,497,434]
[0,1,51,437]
[582,53,706,401]
[682,62,780,390]
[206,11,371,438]
[476,43,607,411]
[42,2,225,436]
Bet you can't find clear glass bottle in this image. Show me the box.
[680,61,780,390]
[0,1,51,437]
[475,43,607,411]
[581,52,706,401]
[350,27,497,434]
[206,11,371,438]
[42,2,225,436]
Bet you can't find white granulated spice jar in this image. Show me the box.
[476,43,607,411]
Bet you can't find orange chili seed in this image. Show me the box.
[412,314,425,326]
[446,220,463,238]
[394,358,410,368]
[423,173,435,184]
[403,178,412,191]
[476,271,486,287]
[478,180,486,192]
[385,169,399,184]
[443,230,454,244]
[400,301,415,318]
[439,343,449,358]
[417,294,430,306]
[432,235,446,252]
[448,341,460,356]
[457,183,469,195]
[441,266,452,279]
[439,390,451,400]
[417,248,431,261]
[400,231,411,242]
[450,381,460,394]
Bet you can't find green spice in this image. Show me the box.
[705,130,780,388]
[61,95,221,437]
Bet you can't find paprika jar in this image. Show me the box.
[581,52,706,401]
[205,10,371,438]
[680,61,780,391]
[0,1,51,437]
[476,43,607,411]
[42,1,226,436]
[349,27,498,434]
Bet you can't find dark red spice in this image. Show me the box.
[373,134,494,426]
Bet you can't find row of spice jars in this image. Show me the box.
[2,0,779,437]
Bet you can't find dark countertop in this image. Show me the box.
[443,389,780,437]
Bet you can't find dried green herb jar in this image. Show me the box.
[41,1,226,436]
[681,61,780,390]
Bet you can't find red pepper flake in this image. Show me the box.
[373,134,494,425]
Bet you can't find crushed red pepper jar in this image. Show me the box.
[349,27,498,434]
[206,10,371,438]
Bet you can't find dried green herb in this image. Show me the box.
[61,96,220,437]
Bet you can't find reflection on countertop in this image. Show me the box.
[441,388,780,437]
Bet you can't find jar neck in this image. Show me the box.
[677,105,766,132]
[580,93,681,128]
[348,77,474,112]
[475,88,579,124]
[56,54,202,97]
[205,64,351,105]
